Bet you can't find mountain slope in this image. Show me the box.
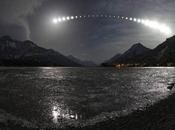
[116,43,151,63]
[148,36,175,65]
[102,36,175,66]
[101,54,122,66]
[67,55,97,67]
[102,43,151,66]
[0,36,81,67]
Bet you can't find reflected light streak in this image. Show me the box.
[52,105,79,123]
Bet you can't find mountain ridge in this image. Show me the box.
[102,35,175,67]
[0,35,81,67]
[67,55,97,67]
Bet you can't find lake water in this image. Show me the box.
[0,67,175,128]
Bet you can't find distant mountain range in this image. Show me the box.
[67,55,97,67]
[0,36,81,67]
[102,35,175,67]
[1,35,175,67]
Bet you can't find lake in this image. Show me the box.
[0,67,174,128]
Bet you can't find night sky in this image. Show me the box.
[0,0,174,63]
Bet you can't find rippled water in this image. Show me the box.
[0,67,175,128]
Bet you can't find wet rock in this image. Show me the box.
[167,82,175,90]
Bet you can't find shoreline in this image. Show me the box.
[76,92,175,130]
[1,92,175,130]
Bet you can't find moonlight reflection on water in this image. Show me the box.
[0,67,174,127]
[51,104,79,123]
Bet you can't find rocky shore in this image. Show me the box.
[1,91,175,130]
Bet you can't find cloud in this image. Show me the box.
[1,0,175,62]
[0,22,27,40]
[0,0,45,39]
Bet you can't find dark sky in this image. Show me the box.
[0,0,174,63]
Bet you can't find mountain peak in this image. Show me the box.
[0,35,13,41]
[23,40,34,43]
[166,35,175,40]
[102,35,175,66]
[130,43,145,49]
[165,35,175,43]
[155,35,175,51]
[102,42,151,65]
[23,40,38,48]
[124,43,150,55]
[0,36,81,67]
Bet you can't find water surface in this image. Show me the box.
[0,67,174,128]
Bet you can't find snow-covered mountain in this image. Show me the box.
[0,36,81,67]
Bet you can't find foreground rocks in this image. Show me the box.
[1,91,175,130]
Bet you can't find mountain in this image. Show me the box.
[67,55,97,67]
[102,36,175,67]
[0,36,81,67]
[116,43,151,63]
[102,43,151,66]
[101,54,122,66]
[146,36,175,65]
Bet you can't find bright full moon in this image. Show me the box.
[52,15,173,36]
[52,18,58,24]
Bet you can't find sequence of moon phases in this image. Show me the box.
[52,15,172,36]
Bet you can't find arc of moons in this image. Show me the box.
[52,15,172,36]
